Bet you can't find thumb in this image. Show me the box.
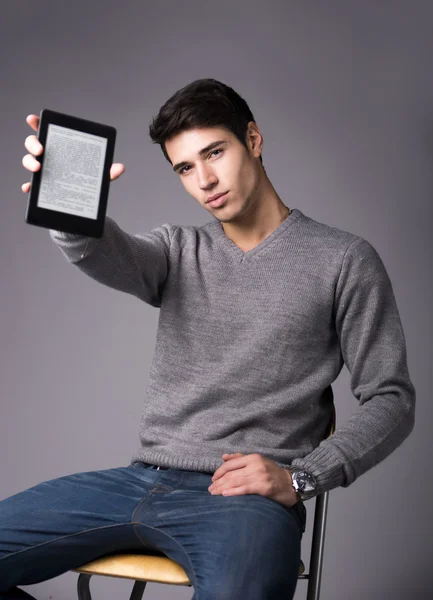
[222,452,245,460]
[110,163,125,180]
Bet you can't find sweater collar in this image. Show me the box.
[209,207,305,258]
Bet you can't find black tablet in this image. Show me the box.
[25,109,117,238]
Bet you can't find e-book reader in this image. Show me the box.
[25,109,116,237]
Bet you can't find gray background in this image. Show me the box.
[1,1,432,598]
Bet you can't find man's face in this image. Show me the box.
[165,124,263,221]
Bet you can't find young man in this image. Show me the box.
[5,78,415,600]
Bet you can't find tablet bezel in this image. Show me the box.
[25,109,116,238]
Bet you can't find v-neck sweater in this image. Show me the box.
[49,208,416,498]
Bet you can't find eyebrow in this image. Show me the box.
[172,140,229,173]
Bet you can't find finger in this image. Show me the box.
[26,114,40,132]
[212,455,248,481]
[110,163,125,180]
[210,483,249,496]
[21,182,30,193]
[22,153,41,172]
[24,134,43,156]
[220,485,248,496]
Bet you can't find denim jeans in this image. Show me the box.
[0,462,306,600]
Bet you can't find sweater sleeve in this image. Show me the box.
[49,215,173,308]
[291,237,416,497]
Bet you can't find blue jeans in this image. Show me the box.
[0,462,306,599]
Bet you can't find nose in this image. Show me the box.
[197,163,218,190]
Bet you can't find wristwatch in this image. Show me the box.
[288,466,317,501]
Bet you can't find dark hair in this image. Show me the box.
[148,78,264,169]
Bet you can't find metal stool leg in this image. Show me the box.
[77,574,92,600]
[307,491,329,600]
[77,573,148,600]
[129,580,147,600]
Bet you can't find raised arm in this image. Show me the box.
[22,113,171,308]
[49,217,173,308]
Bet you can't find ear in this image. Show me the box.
[245,121,263,159]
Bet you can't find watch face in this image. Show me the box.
[294,471,316,492]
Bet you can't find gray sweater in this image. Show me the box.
[49,208,416,497]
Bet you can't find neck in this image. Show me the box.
[219,177,290,251]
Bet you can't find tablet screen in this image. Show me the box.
[37,123,107,220]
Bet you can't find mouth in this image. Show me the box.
[206,192,229,208]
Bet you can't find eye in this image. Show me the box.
[179,149,223,175]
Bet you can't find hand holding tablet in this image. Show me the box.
[22,110,123,237]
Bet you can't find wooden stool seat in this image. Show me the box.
[72,552,192,586]
[72,552,305,585]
